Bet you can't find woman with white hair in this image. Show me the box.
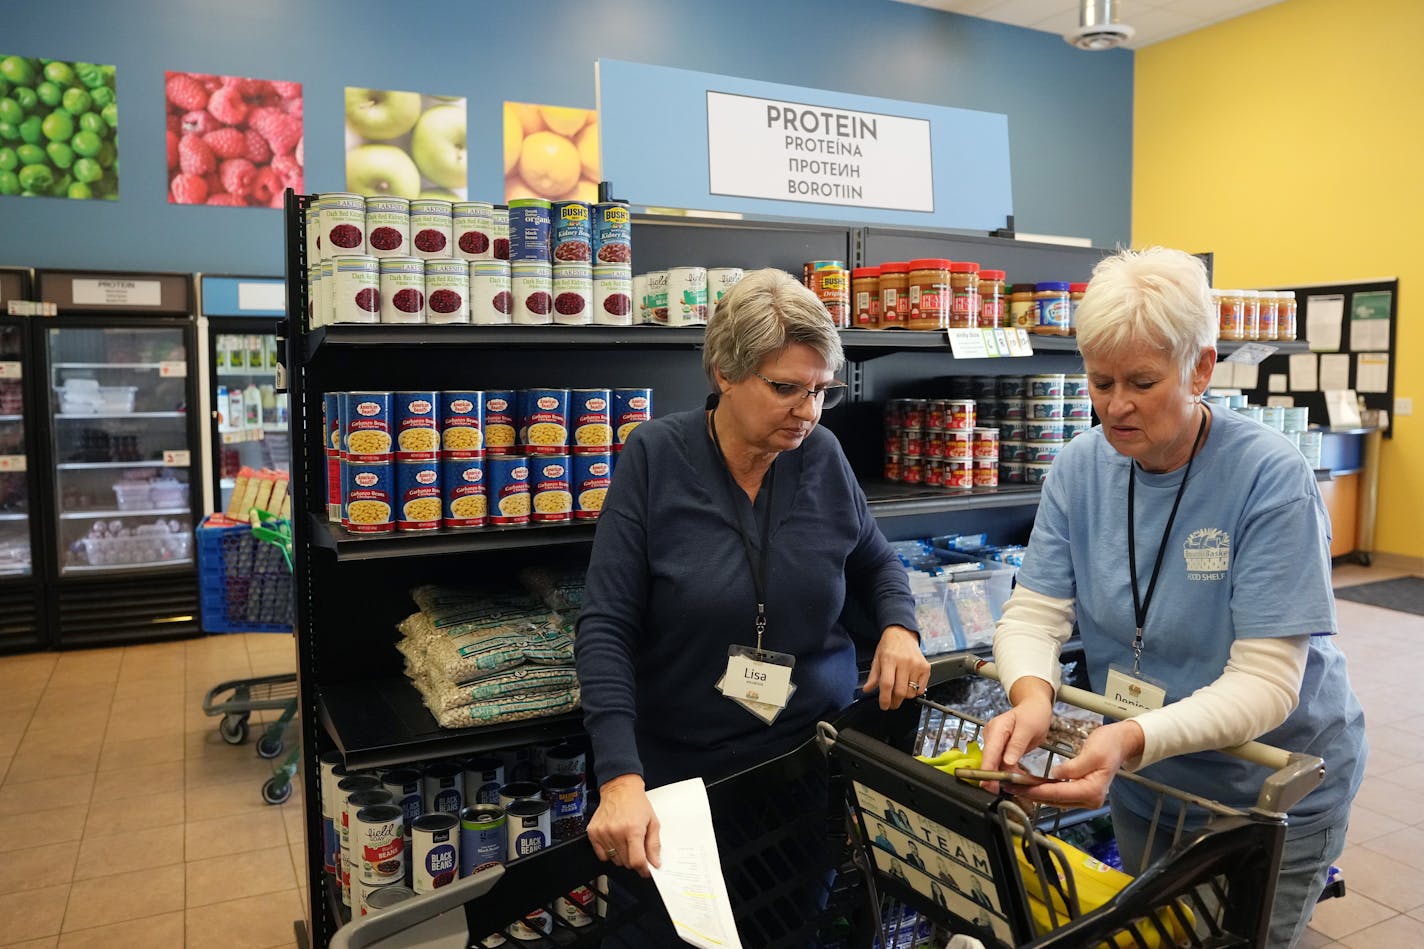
[980,246,1366,947]
[576,267,929,878]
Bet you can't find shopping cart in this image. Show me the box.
[325,654,1326,949]
[199,508,302,805]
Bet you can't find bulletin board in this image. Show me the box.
[1236,278,1398,437]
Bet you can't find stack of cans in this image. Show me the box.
[882,398,996,491]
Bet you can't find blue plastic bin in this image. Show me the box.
[197,516,293,634]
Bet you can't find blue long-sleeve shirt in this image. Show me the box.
[574,406,917,789]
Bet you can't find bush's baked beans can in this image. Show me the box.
[551,201,592,263]
[569,389,612,453]
[613,388,651,450]
[343,459,394,534]
[439,391,485,457]
[396,459,441,532]
[459,804,507,876]
[343,786,393,907]
[1028,398,1065,421]
[945,458,973,490]
[1026,419,1065,442]
[319,752,344,876]
[508,198,552,262]
[924,458,944,487]
[332,255,380,323]
[666,266,708,326]
[424,258,470,324]
[572,453,612,521]
[530,455,572,523]
[366,196,411,258]
[506,799,551,862]
[453,201,495,260]
[973,427,1000,459]
[520,388,570,454]
[592,265,634,326]
[551,263,592,326]
[412,812,460,894]
[324,394,342,522]
[593,201,631,265]
[486,455,531,526]
[511,261,553,325]
[364,884,414,915]
[342,391,392,460]
[356,802,406,886]
[319,192,366,259]
[482,391,517,452]
[380,768,424,849]
[471,260,513,325]
[541,773,586,843]
[442,456,487,528]
[464,757,504,805]
[410,198,454,260]
[379,257,425,324]
[423,761,464,815]
[394,391,438,459]
[973,458,999,488]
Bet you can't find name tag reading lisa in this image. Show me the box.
[722,645,794,710]
[1104,665,1167,715]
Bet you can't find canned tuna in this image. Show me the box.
[486,455,531,526]
[442,455,487,528]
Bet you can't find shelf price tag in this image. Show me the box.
[945,328,989,360]
[980,329,1002,358]
[0,455,26,472]
[1223,342,1277,366]
[0,362,21,379]
[163,449,191,467]
[994,329,1016,356]
[159,360,187,378]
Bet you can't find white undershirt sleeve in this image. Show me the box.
[1128,635,1309,770]
[992,584,1076,695]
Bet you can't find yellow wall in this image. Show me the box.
[1134,0,1424,559]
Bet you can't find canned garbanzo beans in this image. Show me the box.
[572,453,612,520]
[482,391,517,451]
[530,455,572,523]
[486,455,531,526]
[612,388,651,449]
[442,456,487,528]
[439,391,484,457]
[520,388,570,455]
[395,391,439,459]
[569,389,612,453]
[396,459,441,531]
[344,459,394,534]
[343,392,393,460]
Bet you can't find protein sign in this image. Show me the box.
[706,92,933,212]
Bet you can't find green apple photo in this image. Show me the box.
[344,87,466,200]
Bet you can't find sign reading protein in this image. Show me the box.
[706,92,933,213]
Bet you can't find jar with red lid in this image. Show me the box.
[1068,283,1088,332]
[878,262,910,329]
[1034,282,1072,335]
[907,259,952,330]
[948,262,980,329]
[979,269,1006,328]
[851,267,880,328]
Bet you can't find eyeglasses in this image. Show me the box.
[752,371,848,408]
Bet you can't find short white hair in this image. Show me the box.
[1075,247,1217,381]
[702,268,844,388]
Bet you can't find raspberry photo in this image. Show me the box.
[393,288,425,313]
[369,227,403,251]
[413,229,447,253]
[428,289,463,314]
[458,231,489,255]
[354,288,380,312]
[166,70,302,206]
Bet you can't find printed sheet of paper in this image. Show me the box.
[1319,353,1351,392]
[1268,374,1288,393]
[1288,353,1318,391]
[1306,294,1344,352]
[647,779,743,949]
[1355,353,1390,393]
[1349,291,1392,351]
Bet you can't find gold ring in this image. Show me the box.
[606,847,618,859]
[908,681,920,691]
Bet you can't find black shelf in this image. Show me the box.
[304,323,707,361]
[319,675,586,770]
[863,480,1042,518]
[309,514,597,562]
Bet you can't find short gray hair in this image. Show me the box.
[702,268,845,388]
[1076,247,1218,382]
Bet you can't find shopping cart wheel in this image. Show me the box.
[256,734,285,759]
[219,713,250,745]
[262,776,293,805]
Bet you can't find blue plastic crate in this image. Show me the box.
[197,516,293,634]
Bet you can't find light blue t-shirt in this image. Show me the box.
[1016,404,1366,832]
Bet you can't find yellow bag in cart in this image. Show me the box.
[1015,835,1194,948]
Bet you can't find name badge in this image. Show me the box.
[722,651,793,710]
[1103,664,1167,716]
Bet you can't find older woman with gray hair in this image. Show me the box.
[980,246,1366,947]
[576,267,927,877]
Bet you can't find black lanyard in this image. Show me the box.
[1127,405,1207,674]
[708,406,776,653]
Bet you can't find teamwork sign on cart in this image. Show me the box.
[596,60,1011,229]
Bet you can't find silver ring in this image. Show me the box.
[908,681,920,691]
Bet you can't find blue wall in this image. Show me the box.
[0,0,1132,277]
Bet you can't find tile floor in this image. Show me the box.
[0,566,1422,947]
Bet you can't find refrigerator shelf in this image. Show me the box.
[221,429,266,445]
[0,415,21,423]
[52,361,168,370]
[57,461,170,470]
[59,508,190,520]
[0,513,26,522]
[54,412,187,420]
[64,558,193,574]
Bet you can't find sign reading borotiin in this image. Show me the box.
[706,92,933,213]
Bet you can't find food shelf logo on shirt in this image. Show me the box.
[1183,528,1230,581]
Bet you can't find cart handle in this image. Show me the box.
[967,659,1325,816]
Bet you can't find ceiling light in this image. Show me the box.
[1065,0,1135,50]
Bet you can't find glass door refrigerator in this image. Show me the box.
[33,269,203,647]
[196,274,289,516]
[0,268,51,653]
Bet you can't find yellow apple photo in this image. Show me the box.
[345,87,466,199]
[503,101,598,204]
